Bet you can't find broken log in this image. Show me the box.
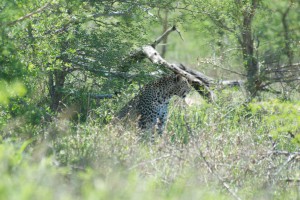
[120,25,244,102]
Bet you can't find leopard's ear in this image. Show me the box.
[174,74,182,82]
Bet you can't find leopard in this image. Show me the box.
[116,74,191,135]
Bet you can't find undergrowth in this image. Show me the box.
[0,91,299,200]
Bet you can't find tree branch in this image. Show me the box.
[8,2,52,26]
[197,148,242,200]
[151,25,180,48]
[141,45,216,102]
[119,26,244,102]
[88,94,114,99]
[141,45,243,102]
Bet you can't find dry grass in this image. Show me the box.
[0,91,299,199]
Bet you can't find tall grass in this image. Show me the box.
[0,91,299,199]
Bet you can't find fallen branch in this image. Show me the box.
[119,25,180,71]
[141,45,216,102]
[119,26,244,102]
[141,45,244,102]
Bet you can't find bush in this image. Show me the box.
[0,91,299,200]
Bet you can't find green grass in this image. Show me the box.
[0,91,299,200]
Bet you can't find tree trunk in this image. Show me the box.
[49,69,67,112]
[160,10,169,58]
[281,5,293,66]
[240,0,260,98]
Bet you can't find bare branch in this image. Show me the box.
[118,26,244,102]
[128,154,172,171]
[89,94,114,99]
[151,25,177,48]
[8,2,52,26]
[141,45,216,102]
[198,59,247,77]
[281,179,300,183]
[195,138,242,200]
[119,26,179,71]
[275,154,297,175]
[141,45,244,102]
[220,80,244,87]
[178,63,215,85]
[269,150,300,157]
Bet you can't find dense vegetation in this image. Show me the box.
[0,0,299,199]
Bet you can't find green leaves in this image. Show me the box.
[0,80,27,106]
[249,100,300,147]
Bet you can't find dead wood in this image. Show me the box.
[120,25,244,102]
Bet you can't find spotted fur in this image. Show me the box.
[117,74,190,134]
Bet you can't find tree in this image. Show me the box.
[1,0,299,125]
[1,0,176,120]
[185,0,299,98]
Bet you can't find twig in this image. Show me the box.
[268,150,300,177]
[275,154,297,176]
[89,94,114,99]
[197,59,246,77]
[197,148,242,200]
[8,2,52,26]
[175,28,184,41]
[128,154,172,170]
[269,150,300,156]
[281,179,300,183]
[184,119,241,200]
[151,25,177,48]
